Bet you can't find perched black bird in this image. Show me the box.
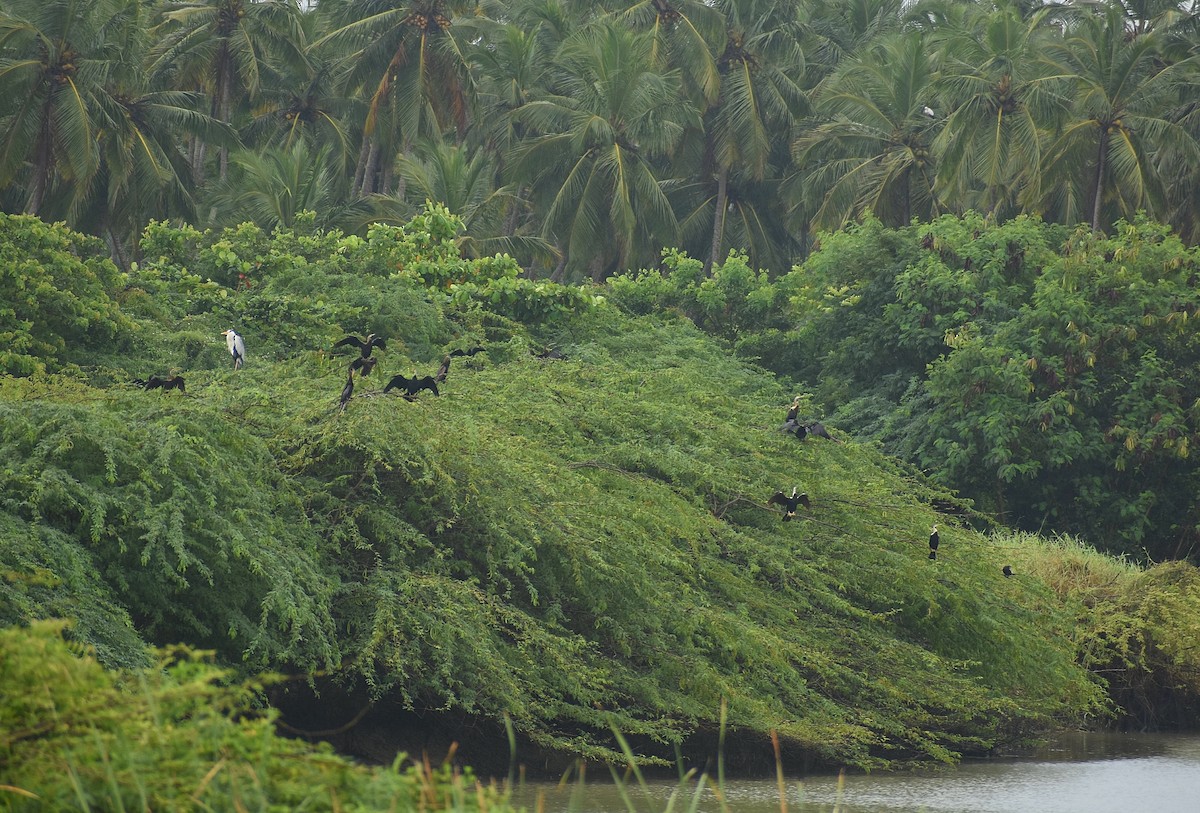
[384,374,440,400]
[929,524,940,560]
[785,396,802,423]
[781,419,808,439]
[137,375,186,392]
[781,418,840,442]
[334,333,386,358]
[1002,565,1014,578]
[434,354,451,383]
[449,346,485,358]
[768,487,811,521]
[339,372,354,412]
[535,347,566,360]
[805,421,838,441]
[349,356,378,376]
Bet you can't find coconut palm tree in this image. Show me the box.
[930,5,1070,219]
[1040,3,1200,231]
[701,0,807,272]
[201,141,358,230]
[149,0,306,181]
[793,31,942,230]
[0,0,233,259]
[0,0,137,215]
[510,23,700,280]
[314,0,490,195]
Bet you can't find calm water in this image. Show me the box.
[507,731,1200,813]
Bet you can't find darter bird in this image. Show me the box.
[139,375,185,392]
[334,333,386,358]
[384,374,440,400]
[768,487,811,521]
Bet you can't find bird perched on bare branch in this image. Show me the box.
[384,374,439,400]
[221,330,245,369]
[135,375,185,392]
[334,333,386,359]
[768,487,811,521]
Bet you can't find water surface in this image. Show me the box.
[508,731,1200,813]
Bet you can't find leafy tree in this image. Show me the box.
[793,31,942,230]
[512,22,699,280]
[1040,3,1200,231]
[149,0,305,180]
[0,214,133,376]
[930,5,1069,219]
[780,212,1200,561]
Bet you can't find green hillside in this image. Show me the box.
[2,211,1198,788]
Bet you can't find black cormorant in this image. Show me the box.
[929,524,940,560]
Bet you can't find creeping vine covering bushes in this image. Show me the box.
[2,209,1199,778]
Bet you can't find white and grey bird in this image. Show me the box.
[222,329,246,369]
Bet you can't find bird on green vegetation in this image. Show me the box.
[449,345,484,358]
[135,375,185,392]
[1002,565,1014,578]
[768,487,810,521]
[786,396,802,423]
[929,524,940,560]
[350,356,378,376]
[384,373,439,400]
[334,333,386,358]
[339,372,354,413]
[222,329,245,369]
[434,354,451,383]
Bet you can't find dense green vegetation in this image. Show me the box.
[4,212,1200,803]
[5,0,1200,279]
[609,214,1200,561]
[1,620,507,811]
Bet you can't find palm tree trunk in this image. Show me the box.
[353,137,370,193]
[550,246,568,282]
[705,165,729,276]
[360,142,380,195]
[217,46,234,182]
[1091,125,1110,231]
[25,110,52,215]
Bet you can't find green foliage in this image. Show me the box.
[4,211,1191,780]
[770,213,1200,560]
[0,214,134,376]
[0,620,507,812]
[1001,532,1200,729]
[0,376,338,672]
[607,249,789,342]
